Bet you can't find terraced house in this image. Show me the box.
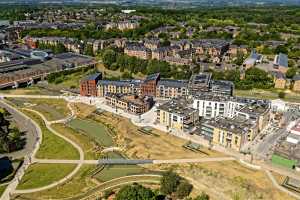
[156,79,189,99]
[97,80,141,97]
[105,93,154,114]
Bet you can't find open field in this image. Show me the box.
[67,118,114,147]
[23,110,79,160]
[69,103,96,119]
[235,89,300,103]
[94,165,151,182]
[6,98,70,121]
[17,163,76,190]
[51,123,101,160]
[0,185,7,197]
[0,86,60,96]
[14,165,97,199]
[164,161,297,200]
[90,112,224,160]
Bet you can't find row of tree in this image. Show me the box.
[0,108,24,153]
[109,170,209,200]
[101,48,192,80]
[210,67,274,90]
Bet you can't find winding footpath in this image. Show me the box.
[13,107,84,194]
[1,95,300,200]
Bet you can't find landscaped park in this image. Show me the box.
[1,97,297,200]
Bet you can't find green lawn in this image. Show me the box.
[17,163,76,190]
[67,119,114,147]
[7,98,70,121]
[235,89,300,103]
[271,154,297,169]
[23,110,79,160]
[0,185,7,197]
[51,123,101,160]
[94,165,149,182]
[16,165,97,199]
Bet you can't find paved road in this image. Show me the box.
[0,101,38,159]
[253,127,287,159]
[0,100,43,200]
[32,157,235,165]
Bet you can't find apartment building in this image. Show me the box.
[156,79,189,99]
[105,20,140,31]
[97,80,141,97]
[80,73,102,97]
[189,72,212,94]
[201,117,257,151]
[293,75,300,92]
[144,38,161,50]
[192,93,248,119]
[140,73,160,97]
[210,80,234,96]
[124,44,152,60]
[156,99,199,132]
[191,39,230,57]
[236,101,271,133]
[105,93,153,115]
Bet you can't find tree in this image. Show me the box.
[102,49,117,68]
[278,91,285,99]
[286,67,297,79]
[83,44,94,56]
[160,170,182,195]
[194,192,210,200]
[115,183,156,200]
[175,180,193,199]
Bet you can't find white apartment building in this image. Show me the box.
[192,94,250,119]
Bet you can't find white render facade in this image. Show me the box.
[192,95,247,119]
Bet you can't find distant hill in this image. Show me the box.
[2,0,300,7]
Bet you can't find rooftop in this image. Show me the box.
[202,116,255,135]
[158,79,188,88]
[274,53,288,68]
[81,73,102,81]
[157,99,197,117]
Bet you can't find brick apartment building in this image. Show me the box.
[140,73,160,96]
[80,73,102,96]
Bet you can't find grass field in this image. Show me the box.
[23,110,79,160]
[67,118,114,147]
[51,123,101,160]
[91,112,223,160]
[94,165,151,182]
[17,163,76,190]
[15,165,97,199]
[271,154,297,169]
[235,89,300,103]
[0,185,7,197]
[7,98,70,121]
[170,161,296,200]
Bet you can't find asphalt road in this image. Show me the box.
[0,101,38,159]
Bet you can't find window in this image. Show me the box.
[173,115,178,122]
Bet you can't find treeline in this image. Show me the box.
[20,19,163,41]
[0,108,25,153]
[101,48,192,79]
[36,41,66,54]
[211,67,274,90]
[105,170,210,200]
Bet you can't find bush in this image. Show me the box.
[160,170,182,195]
[175,180,193,199]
